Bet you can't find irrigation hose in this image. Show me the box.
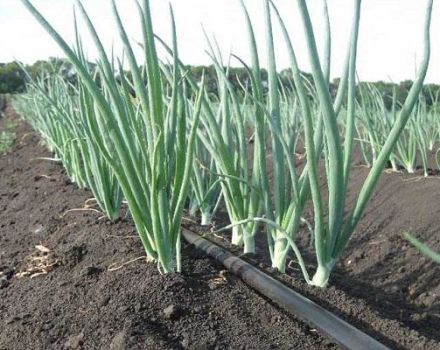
[182,228,390,350]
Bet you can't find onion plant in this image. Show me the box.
[254,0,363,285]
[197,62,263,252]
[354,83,393,168]
[156,52,223,227]
[188,131,222,226]
[153,33,265,252]
[21,0,204,273]
[245,0,433,287]
[412,100,430,176]
[226,0,350,274]
[76,78,124,219]
[426,90,440,151]
[199,0,329,272]
[298,0,434,286]
[196,0,320,257]
[211,0,353,271]
[394,119,419,174]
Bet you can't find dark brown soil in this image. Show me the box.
[1,103,439,350]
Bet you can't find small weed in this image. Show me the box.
[0,118,16,155]
[0,131,16,155]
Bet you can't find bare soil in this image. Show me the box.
[1,103,439,349]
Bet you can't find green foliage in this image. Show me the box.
[0,62,26,93]
[0,116,16,155]
[0,131,16,155]
[2,57,438,101]
[0,58,77,93]
[17,0,437,287]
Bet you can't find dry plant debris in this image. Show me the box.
[16,245,60,278]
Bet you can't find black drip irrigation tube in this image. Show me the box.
[182,229,390,350]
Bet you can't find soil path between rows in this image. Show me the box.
[1,104,439,350]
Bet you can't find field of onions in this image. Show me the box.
[1,0,439,349]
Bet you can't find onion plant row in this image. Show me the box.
[19,0,435,287]
[14,72,122,220]
[20,0,204,273]
[200,0,434,286]
[354,85,440,176]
